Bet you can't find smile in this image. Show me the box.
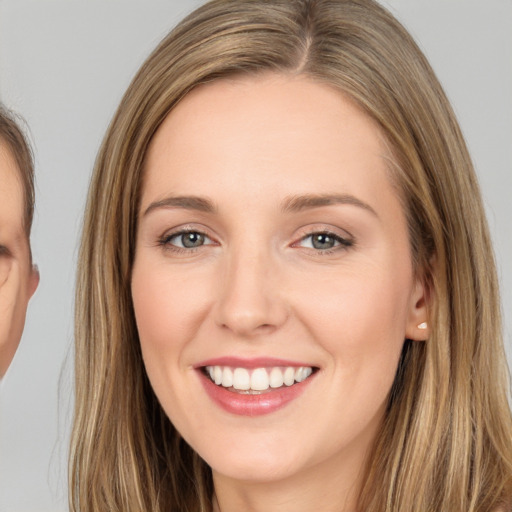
[205,365,314,393]
[197,359,318,416]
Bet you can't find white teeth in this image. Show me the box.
[221,366,233,388]
[205,365,314,391]
[233,368,251,390]
[250,368,269,391]
[294,366,312,383]
[269,367,284,388]
[214,366,223,385]
[283,367,295,386]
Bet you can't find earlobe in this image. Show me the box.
[406,278,430,341]
[413,321,429,341]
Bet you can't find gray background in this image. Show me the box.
[0,1,510,511]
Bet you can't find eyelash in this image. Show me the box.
[157,228,216,254]
[294,230,354,255]
[157,227,354,256]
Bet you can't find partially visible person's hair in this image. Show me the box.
[71,0,512,511]
[0,105,35,237]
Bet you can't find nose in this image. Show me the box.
[214,247,289,337]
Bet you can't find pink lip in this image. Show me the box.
[196,361,317,417]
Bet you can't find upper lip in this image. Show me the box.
[194,356,317,369]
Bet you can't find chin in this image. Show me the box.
[191,432,310,484]
[209,455,302,484]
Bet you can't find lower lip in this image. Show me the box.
[198,371,315,416]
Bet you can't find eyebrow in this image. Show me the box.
[143,193,378,218]
[282,193,378,217]
[143,196,217,216]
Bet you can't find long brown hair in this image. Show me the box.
[71,1,512,510]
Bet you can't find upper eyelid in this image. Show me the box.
[156,223,354,246]
[159,226,218,247]
[300,231,348,241]
[168,230,213,242]
[290,226,356,253]
[160,224,215,238]
[293,224,354,241]
[294,232,353,248]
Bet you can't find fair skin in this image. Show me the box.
[131,74,429,512]
[0,142,39,378]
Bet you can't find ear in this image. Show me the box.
[28,263,39,298]
[405,276,430,341]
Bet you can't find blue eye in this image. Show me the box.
[162,231,212,249]
[299,232,352,251]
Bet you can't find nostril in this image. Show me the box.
[219,321,276,335]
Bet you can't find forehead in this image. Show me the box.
[0,142,25,236]
[151,74,385,156]
[142,74,396,210]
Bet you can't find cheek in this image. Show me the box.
[288,264,412,450]
[131,261,212,366]
[0,258,11,286]
[131,260,219,438]
[295,260,412,375]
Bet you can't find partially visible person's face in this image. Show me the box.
[0,142,38,378]
[132,75,428,491]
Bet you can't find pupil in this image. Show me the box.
[182,232,204,248]
[312,233,334,250]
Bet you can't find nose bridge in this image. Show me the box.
[215,240,286,336]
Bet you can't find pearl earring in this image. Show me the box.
[418,322,427,330]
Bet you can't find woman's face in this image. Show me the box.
[132,75,428,486]
[0,143,38,377]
